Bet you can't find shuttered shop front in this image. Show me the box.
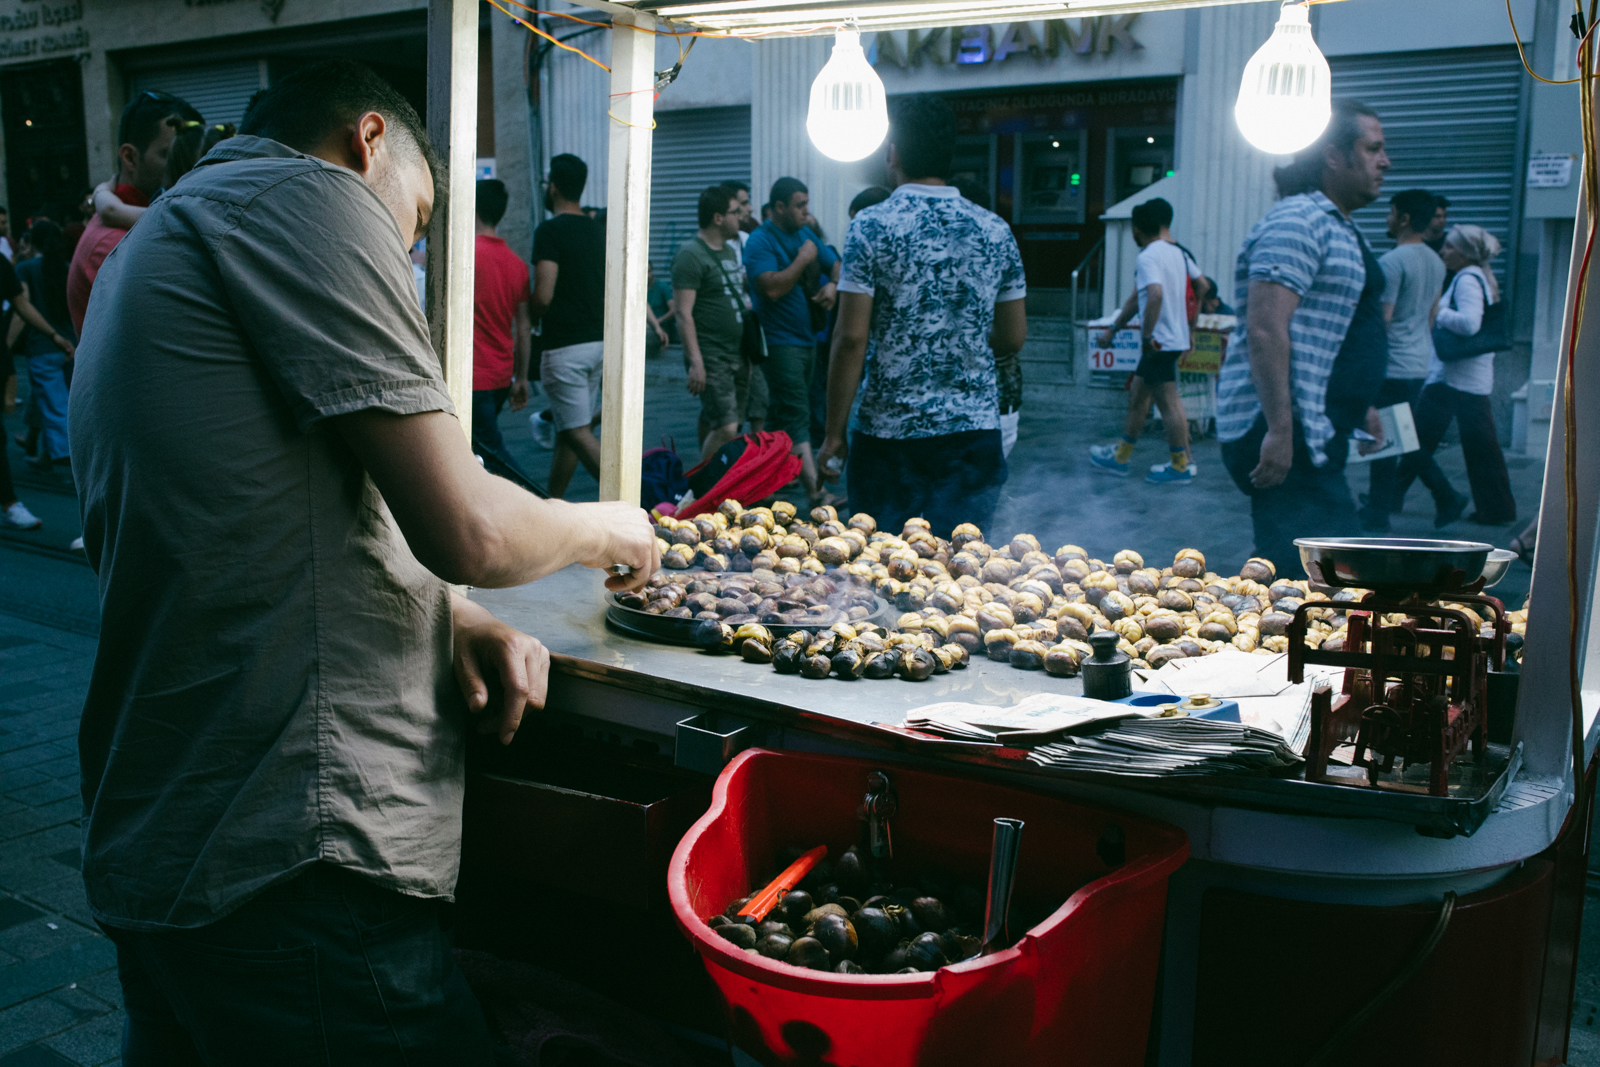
[129,61,265,129]
[1331,46,1527,282]
[650,105,751,270]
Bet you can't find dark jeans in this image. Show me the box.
[848,428,1007,540]
[1364,378,1451,519]
[105,863,495,1067]
[1220,414,1359,577]
[1394,381,1517,524]
[471,387,516,469]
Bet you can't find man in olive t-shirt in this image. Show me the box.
[673,184,750,461]
[68,61,655,1064]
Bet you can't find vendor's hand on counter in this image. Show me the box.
[509,378,529,412]
[817,435,848,483]
[1358,406,1386,455]
[1250,427,1293,489]
[451,593,548,746]
[581,502,658,591]
[811,282,838,312]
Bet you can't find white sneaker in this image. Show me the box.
[3,501,41,529]
[1150,460,1200,476]
[530,409,555,449]
[69,536,84,551]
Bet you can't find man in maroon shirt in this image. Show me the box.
[471,179,532,468]
[67,90,202,334]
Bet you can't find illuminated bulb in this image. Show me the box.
[1147,136,1155,144]
[1051,139,1060,148]
[807,27,888,162]
[1234,2,1331,155]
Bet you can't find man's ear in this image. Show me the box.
[118,143,139,174]
[346,111,388,177]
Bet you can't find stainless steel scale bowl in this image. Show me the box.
[1294,537,1499,593]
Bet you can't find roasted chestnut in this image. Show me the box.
[831,647,867,680]
[757,933,794,959]
[910,896,950,933]
[800,653,832,679]
[897,647,938,681]
[905,931,949,970]
[772,641,805,674]
[1009,639,1049,671]
[693,619,737,653]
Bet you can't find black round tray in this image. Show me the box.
[604,595,897,647]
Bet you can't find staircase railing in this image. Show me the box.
[1069,237,1106,366]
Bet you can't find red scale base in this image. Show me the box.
[1287,584,1509,796]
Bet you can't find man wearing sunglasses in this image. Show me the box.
[66,89,202,335]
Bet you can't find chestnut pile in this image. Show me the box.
[705,845,996,975]
[625,505,1416,674]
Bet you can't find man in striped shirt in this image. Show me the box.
[1217,100,1390,573]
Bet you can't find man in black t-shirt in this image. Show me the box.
[531,154,606,498]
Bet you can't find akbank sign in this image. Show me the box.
[869,16,1144,69]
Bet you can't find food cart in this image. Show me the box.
[418,1,1600,1062]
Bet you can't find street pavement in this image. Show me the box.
[0,349,1584,1066]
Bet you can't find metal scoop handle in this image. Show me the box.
[981,817,1025,954]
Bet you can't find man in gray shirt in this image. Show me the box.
[1360,188,1451,531]
[69,61,655,1062]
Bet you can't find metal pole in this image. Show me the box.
[599,9,656,505]
[426,0,479,443]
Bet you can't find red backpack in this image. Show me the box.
[677,432,803,519]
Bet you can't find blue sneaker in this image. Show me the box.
[1089,444,1130,477]
[1146,462,1195,485]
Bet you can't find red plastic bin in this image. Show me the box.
[667,748,1190,1067]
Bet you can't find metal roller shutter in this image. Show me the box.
[1331,46,1526,284]
[130,61,265,129]
[650,105,751,270]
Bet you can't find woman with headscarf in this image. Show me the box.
[1392,224,1517,526]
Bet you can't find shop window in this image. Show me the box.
[0,60,88,224]
[1014,131,1087,226]
[1108,128,1175,205]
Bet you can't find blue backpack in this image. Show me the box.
[640,439,688,513]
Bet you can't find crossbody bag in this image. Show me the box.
[711,245,768,364]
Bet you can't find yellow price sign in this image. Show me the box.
[1179,328,1227,376]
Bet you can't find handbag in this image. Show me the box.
[1433,273,1507,363]
[713,248,767,364]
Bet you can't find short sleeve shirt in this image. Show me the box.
[69,136,461,931]
[531,213,605,350]
[839,184,1026,440]
[66,184,147,336]
[1378,242,1446,379]
[1216,191,1366,466]
[1134,239,1204,352]
[473,234,530,390]
[671,236,745,359]
[743,221,839,346]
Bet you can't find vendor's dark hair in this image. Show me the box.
[890,94,957,181]
[770,176,808,208]
[119,90,203,156]
[697,184,736,227]
[1272,99,1380,198]
[1389,188,1437,233]
[241,60,437,180]
[549,154,587,202]
[26,219,68,324]
[850,186,891,216]
[1131,197,1174,235]
[477,179,509,227]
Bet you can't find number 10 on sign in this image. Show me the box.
[1089,328,1141,373]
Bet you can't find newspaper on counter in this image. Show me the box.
[1028,718,1303,777]
[903,692,1145,744]
[1131,649,1342,753]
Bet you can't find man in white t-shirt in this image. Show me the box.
[1090,197,1209,484]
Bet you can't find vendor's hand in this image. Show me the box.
[451,596,549,746]
[1250,427,1293,489]
[817,434,848,483]
[1097,328,1116,348]
[686,355,707,396]
[1358,406,1386,455]
[579,501,658,591]
[509,378,529,412]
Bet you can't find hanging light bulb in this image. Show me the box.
[807,27,889,163]
[1234,2,1331,156]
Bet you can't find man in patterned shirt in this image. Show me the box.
[818,94,1027,539]
[1216,100,1390,572]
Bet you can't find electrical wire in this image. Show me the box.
[1508,0,1586,84]
[1299,892,1457,1067]
[490,0,612,70]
